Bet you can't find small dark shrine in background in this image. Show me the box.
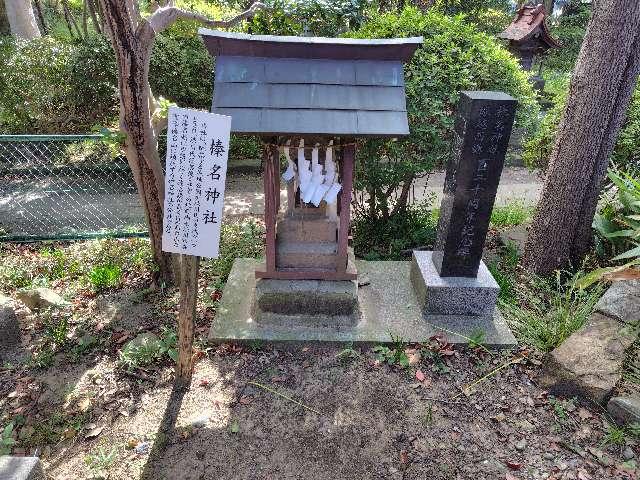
[498,4,559,71]
[200,30,422,282]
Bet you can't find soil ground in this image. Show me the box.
[1,286,638,480]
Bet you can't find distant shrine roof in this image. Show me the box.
[497,4,560,49]
[199,30,423,137]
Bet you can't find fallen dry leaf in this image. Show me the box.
[416,370,426,382]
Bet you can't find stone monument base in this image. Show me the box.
[209,258,516,347]
[411,251,499,316]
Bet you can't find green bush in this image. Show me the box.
[352,200,438,260]
[0,36,117,133]
[150,30,213,110]
[523,81,640,172]
[247,0,371,36]
[346,7,539,241]
[544,2,592,73]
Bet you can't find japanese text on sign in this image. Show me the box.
[162,107,231,258]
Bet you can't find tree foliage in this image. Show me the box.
[247,0,371,36]
[346,6,539,222]
[0,35,117,133]
[524,80,640,172]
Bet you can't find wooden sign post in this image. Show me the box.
[162,107,231,385]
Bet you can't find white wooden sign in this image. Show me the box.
[162,107,231,258]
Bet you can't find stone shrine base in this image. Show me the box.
[209,258,516,348]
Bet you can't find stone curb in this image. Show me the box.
[539,280,639,405]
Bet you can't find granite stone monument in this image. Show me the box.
[412,91,517,317]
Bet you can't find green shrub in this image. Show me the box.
[0,36,117,133]
[352,200,438,260]
[577,168,640,287]
[150,31,213,110]
[346,7,538,250]
[544,2,592,73]
[523,81,640,172]
[247,0,370,36]
[88,264,122,292]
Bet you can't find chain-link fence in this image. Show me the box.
[0,135,151,241]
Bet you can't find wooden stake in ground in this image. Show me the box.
[176,254,200,387]
[523,0,640,275]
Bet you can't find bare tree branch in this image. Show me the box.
[146,1,264,35]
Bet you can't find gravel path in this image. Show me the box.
[0,167,542,238]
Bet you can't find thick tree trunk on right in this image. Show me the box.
[0,0,12,35]
[4,0,40,39]
[523,0,640,275]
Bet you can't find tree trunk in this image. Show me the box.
[175,254,199,387]
[0,0,11,35]
[96,0,263,284]
[523,0,640,275]
[4,0,40,39]
[97,0,173,284]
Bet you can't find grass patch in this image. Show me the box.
[490,202,534,228]
[0,238,152,294]
[501,271,605,352]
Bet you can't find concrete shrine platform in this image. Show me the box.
[209,258,517,348]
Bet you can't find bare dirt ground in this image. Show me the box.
[2,284,637,480]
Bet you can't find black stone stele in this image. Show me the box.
[432,91,517,278]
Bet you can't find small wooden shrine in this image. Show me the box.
[200,30,422,282]
[498,4,559,71]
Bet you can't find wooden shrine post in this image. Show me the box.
[337,143,355,274]
[262,140,278,276]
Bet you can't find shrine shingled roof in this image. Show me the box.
[497,4,560,48]
[199,29,423,137]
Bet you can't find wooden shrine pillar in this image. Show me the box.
[262,139,279,275]
[337,143,355,274]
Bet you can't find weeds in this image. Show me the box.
[201,220,264,283]
[0,238,152,294]
[119,328,178,370]
[85,446,118,479]
[501,271,605,351]
[1,422,16,455]
[88,264,122,292]
[336,343,360,362]
[423,403,435,427]
[372,333,410,368]
[601,423,629,447]
[490,202,534,228]
[43,310,70,348]
[467,329,487,350]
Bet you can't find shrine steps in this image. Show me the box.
[277,217,338,243]
[276,241,338,270]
